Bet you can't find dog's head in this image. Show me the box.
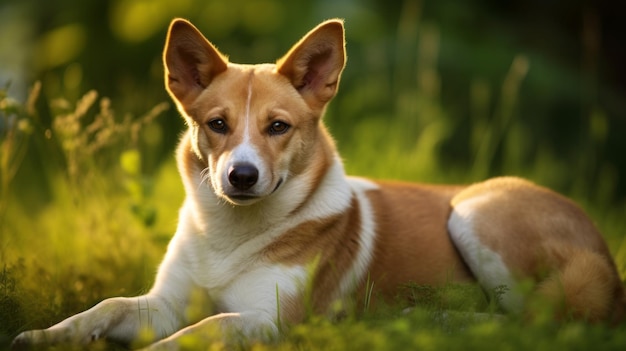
[163,19,346,206]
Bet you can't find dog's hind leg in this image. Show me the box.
[447,177,625,322]
[447,203,525,314]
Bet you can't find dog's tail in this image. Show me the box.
[535,248,626,324]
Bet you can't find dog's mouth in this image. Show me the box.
[272,178,284,193]
[224,178,284,205]
[229,194,257,201]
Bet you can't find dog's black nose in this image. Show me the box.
[228,163,259,190]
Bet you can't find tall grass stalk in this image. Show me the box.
[471,55,529,180]
[0,82,39,223]
[49,89,168,198]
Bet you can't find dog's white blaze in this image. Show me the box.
[229,142,261,165]
[215,76,272,196]
[243,75,253,143]
[448,198,523,313]
[227,76,256,166]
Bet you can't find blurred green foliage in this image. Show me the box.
[1,0,626,349]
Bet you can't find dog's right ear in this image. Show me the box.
[163,19,228,107]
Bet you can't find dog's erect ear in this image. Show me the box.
[276,19,346,109]
[163,19,228,106]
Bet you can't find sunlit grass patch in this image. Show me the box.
[0,83,174,347]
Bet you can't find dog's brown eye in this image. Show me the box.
[268,121,290,135]
[208,118,228,134]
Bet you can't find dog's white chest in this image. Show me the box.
[179,231,308,314]
[171,205,307,310]
[220,264,308,314]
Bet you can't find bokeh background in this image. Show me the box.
[2,0,626,201]
[1,0,626,348]
[3,0,626,203]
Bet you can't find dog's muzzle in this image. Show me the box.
[221,162,284,204]
[228,163,259,191]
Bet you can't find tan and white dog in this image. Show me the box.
[13,18,625,350]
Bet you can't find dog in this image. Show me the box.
[13,18,625,350]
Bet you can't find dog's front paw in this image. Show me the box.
[10,332,31,350]
[11,330,56,350]
[11,326,88,350]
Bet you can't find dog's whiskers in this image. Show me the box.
[199,167,211,190]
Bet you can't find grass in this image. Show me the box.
[1,24,626,350]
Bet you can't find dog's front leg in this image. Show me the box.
[12,295,183,349]
[143,311,277,351]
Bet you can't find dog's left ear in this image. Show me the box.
[276,19,346,109]
[163,19,228,108]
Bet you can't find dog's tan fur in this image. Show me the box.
[13,18,625,351]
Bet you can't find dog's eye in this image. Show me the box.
[268,121,290,135]
[208,118,228,134]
